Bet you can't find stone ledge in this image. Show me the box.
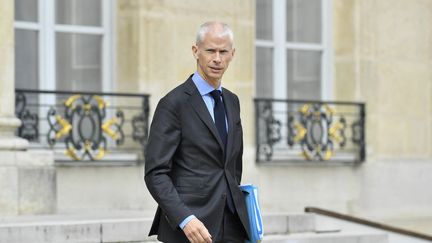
[0,150,56,215]
[262,231,388,243]
[0,150,54,167]
[0,214,158,243]
[0,116,21,130]
[0,116,28,150]
[263,213,328,234]
[0,213,334,243]
[0,136,29,151]
[0,213,390,243]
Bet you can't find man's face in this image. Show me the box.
[192,30,235,86]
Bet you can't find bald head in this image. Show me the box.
[195,21,234,47]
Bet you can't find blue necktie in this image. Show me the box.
[210,90,227,146]
[210,90,235,213]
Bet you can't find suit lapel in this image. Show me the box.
[222,88,235,166]
[184,79,226,155]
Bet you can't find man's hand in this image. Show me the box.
[183,218,212,243]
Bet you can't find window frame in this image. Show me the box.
[255,0,333,100]
[14,0,114,92]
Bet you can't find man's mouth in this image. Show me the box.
[210,67,223,71]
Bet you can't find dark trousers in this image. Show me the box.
[213,207,247,243]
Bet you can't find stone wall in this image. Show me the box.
[56,0,256,214]
[333,0,432,220]
[333,0,432,159]
[114,0,364,215]
[116,0,255,146]
[0,151,56,215]
[18,0,432,227]
[0,0,55,216]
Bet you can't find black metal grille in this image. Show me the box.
[15,89,150,163]
[255,98,365,163]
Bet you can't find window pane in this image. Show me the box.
[56,0,101,26]
[286,0,321,43]
[15,0,38,22]
[256,47,273,97]
[15,29,39,89]
[256,0,273,40]
[56,33,102,92]
[287,50,321,99]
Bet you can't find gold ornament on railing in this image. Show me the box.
[47,94,124,160]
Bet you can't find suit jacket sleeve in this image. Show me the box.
[144,97,192,228]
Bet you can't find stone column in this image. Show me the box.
[0,0,28,150]
[0,0,56,215]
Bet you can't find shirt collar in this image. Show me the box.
[192,71,223,96]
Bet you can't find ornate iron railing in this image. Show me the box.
[255,98,365,163]
[15,89,150,163]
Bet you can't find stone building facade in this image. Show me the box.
[1,0,432,234]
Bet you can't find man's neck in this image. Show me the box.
[197,70,221,89]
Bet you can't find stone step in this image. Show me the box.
[262,232,388,243]
[0,212,158,243]
[0,212,384,243]
[263,213,341,235]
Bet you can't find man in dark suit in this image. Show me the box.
[144,22,250,243]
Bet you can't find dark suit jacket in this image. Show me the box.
[144,75,250,242]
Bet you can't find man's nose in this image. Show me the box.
[213,52,221,63]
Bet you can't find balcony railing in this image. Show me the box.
[255,98,365,164]
[15,89,150,163]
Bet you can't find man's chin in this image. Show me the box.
[207,72,224,80]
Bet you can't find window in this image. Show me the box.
[255,0,332,100]
[14,0,113,92]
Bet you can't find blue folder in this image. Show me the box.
[240,184,263,243]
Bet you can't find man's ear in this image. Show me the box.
[231,48,236,58]
[192,45,198,60]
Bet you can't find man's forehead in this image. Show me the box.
[199,34,233,48]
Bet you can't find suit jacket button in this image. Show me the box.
[221,194,226,199]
